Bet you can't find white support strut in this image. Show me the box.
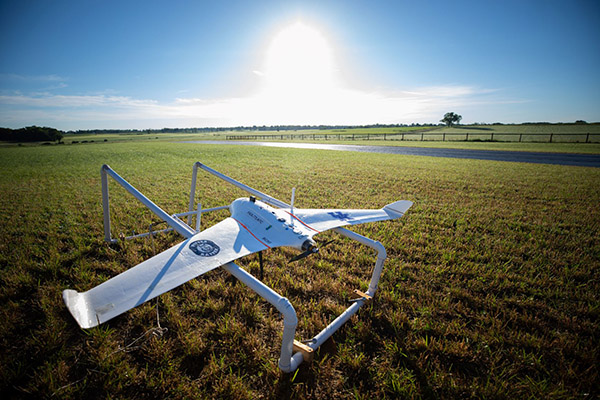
[300,227,387,354]
[187,161,200,226]
[101,165,196,242]
[193,162,290,209]
[221,262,301,372]
[333,227,387,297]
[222,227,389,373]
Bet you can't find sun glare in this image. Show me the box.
[236,21,428,126]
[255,22,343,124]
[264,22,336,93]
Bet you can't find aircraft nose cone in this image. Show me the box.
[301,239,316,252]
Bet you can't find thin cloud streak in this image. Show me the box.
[0,94,158,108]
[0,73,67,82]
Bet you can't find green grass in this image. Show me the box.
[6,123,594,155]
[437,123,600,134]
[0,142,598,399]
[220,123,600,145]
[406,124,600,145]
[53,131,600,154]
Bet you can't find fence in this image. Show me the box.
[226,131,600,143]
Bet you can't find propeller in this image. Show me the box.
[286,188,337,263]
[288,238,335,263]
[316,238,335,247]
[289,246,319,263]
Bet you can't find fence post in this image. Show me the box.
[549,133,553,143]
[402,133,405,141]
[421,133,424,141]
[443,133,445,141]
[466,133,469,141]
[586,133,590,143]
[519,134,522,142]
[491,132,494,141]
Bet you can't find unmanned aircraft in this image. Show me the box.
[63,162,412,372]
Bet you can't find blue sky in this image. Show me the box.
[1,0,598,130]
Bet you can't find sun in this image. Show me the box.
[263,22,337,95]
[254,22,342,123]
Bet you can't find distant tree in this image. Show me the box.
[575,120,588,125]
[441,112,462,127]
[23,126,64,142]
[0,128,12,141]
[0,126,64,143]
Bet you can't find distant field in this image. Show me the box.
[57,126,432,145]
[10,123,590,155]
[437,123,600,134]
[422,124,600,143]
[224,124,600,144]
[3,124,597,148]
[0,142,598,399]
[62,131,227,144]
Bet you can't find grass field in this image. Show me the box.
[221,123,600,145]
[414,124,600,144]
[46,123,600,154]
[0,141,598,399]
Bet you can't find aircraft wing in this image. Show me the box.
[63,217,267,328]
[292,200,413,233]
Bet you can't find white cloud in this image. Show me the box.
[0,93,159,109]
[0,73,67,82]
[0,73,69,94]
[0,84,517,129]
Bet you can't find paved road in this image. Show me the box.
[181,141,600,168]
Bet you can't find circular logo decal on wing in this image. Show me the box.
[189,240,220,257]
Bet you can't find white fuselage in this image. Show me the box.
[229,197,318,251]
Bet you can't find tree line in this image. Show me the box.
[3,119,593,142]
[68,123,437,135]
[0,126,64,143]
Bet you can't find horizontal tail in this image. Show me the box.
[383,200,413,217]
